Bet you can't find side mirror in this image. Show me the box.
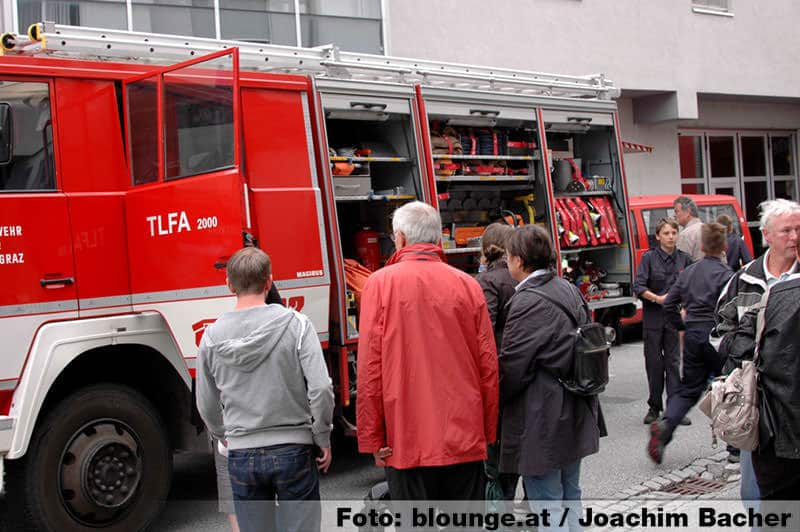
[0,103,12,165]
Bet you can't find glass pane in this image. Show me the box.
[681,182,705,194]
[774,179,797,201]
[19,0,128,32]
[740,136,766,177]
[771,135,794,176]
[642,208,671,249]
[220,8,296,45]
[163,54,235,180]
[299,0,381,18]
[715,186,734,196]
[132,0,214,38]
[127,76,159,185]
[300,14,383,53]
[679,135,704,180]
[0,81,56,191]
[708,136,736,177]
[744,181,768,221]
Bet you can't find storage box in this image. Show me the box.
[334,176,371,196]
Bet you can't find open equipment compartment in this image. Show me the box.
[423,98,549,273]
[318,84,427,341]
[542,108,636,315]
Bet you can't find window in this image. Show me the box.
[220,1,296,45]
[163,54,234,179]
[19,0,128,32]
[0,81,56,191]
[127,76,159,185]
[299,0,383,53]
[692,0,733,16]
[126,50,236,185]
[132,0,215,38]
[17,0,385,53]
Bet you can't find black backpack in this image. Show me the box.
[527,288,612,396]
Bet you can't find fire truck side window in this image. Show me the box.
[163,55,234,180]
[0,81,56,192]
[127,75,160,185]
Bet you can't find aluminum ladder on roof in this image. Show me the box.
[1,21,619,100]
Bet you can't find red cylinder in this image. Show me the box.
[354,228,382,271]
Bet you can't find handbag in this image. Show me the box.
[698,289,770,451]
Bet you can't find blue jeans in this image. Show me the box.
[228,444,321,532]
[523,460,582,532]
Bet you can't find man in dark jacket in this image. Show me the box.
[648,223,733,464]
[713,199,800,497]
[500,225,604,532]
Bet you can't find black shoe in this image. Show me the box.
[644,408,660,424]
[680,417,692,426]
[648,420,670,464]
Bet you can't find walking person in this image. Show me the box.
[197,247,334,532]
[715,199,800,502]
[499,225,604,532]
[716,213,753,272]
[633,218,692,425]
[674,195,704,261]
[648,223,733,464]
[356,201,499,502]
[477,223,519,505]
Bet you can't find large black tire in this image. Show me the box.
[6,384,172,531]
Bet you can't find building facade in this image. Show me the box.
[2,0,798,245]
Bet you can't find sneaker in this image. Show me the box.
[648,420,669,464]
[680,417,692,426]
[727,452,741,463]
[643,408,661,424]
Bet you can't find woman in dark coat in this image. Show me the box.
[477,223,517,351]
[477,223,518,502]
[499,225,604,532]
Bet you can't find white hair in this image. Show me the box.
[759,198,800,232]
[392,201,442,245]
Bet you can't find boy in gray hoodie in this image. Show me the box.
[197,247,334,532]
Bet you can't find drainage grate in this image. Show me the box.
[661,477,726,495]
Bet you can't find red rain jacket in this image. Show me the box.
[356,243,499,469]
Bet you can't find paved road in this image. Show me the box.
[0,335,722,531]
[155,334,720,531]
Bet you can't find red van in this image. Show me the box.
[621,194,754,328]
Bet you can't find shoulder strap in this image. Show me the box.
[525,287,579,327]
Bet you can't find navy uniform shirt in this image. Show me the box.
[663,256,733,330]
[633,246,692,328]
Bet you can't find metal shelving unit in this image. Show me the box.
[436,175,533,182]
[559,243,620,254]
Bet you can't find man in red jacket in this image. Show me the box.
[356,201,499,501]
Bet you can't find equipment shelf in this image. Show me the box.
[588,296,637,310]
[436,175,533,182]
[443,247,482,255]
[330,156,410,163]
[559,243,621,254]
[335,194,416,202]
[555,191,613,197]
[432,154,540,161]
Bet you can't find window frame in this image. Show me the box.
[692,0,734,17]
[0,76,61,194]
[123,48,240,186]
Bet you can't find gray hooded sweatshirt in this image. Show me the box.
[196,304,334,450]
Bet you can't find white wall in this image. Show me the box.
[618,98,680,196]
[386,0,800,102]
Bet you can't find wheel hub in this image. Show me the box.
[59,420,143,526]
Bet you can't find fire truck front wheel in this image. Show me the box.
[6,383,172,531]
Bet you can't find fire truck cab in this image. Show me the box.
[0,23,636,530]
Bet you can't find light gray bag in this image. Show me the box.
[698,289,769,452]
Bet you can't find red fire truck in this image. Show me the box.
[0,23,636,530]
